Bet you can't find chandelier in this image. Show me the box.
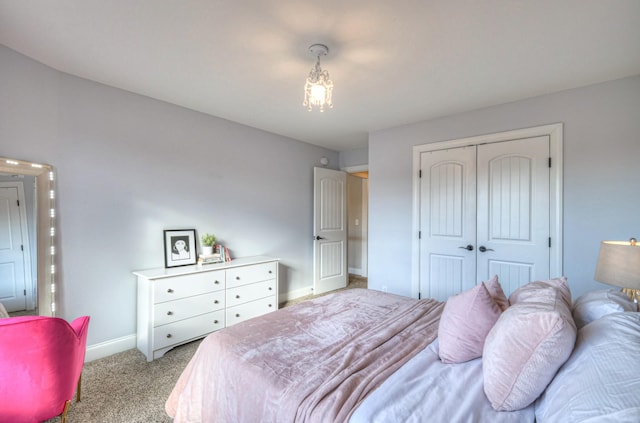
[303,44,333,112]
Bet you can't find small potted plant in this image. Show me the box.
[201,233,216,255]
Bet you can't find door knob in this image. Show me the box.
[458,245,474,251]
[315,236,325,240]
[479,246,494,252]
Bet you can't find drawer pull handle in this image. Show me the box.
[269,270,272,274]
[236,276,240,280]
[214,319,219,324]
[235,295,240,299]
[268,287,272,291]
[268,304,273,308]
[166,311,173,316]
[166,334,172,338]
[214,280,220,284]
[236,313,240,318]
[214,300,219,304]
[167,288,174,293]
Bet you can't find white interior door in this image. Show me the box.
[477,137,550,294]
[419,146,477,300]
[0,187,27,312]
[418,136,552,300]
[313,167,347,295]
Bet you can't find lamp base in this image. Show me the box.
[622,288,640,303]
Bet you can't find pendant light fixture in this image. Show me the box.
[303,44,334,112]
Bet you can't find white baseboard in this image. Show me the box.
[349,267,364,276]
[85,334,137,362]
[279,285,313,303]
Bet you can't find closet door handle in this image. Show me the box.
[479,246,494,252]
[458,245,474,251]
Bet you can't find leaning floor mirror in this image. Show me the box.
[0,156,57,316]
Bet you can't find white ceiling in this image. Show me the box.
[1,1,639,152]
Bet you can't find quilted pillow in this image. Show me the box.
[572,289,637,329]
[483,277,577,411]
[438,282,503,364]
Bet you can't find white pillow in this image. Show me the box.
[535,312,640,422]
[572,289,637,329]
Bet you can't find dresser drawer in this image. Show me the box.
[226,295,277,326]
[153,310,225,350]
[154,291,225,327]
[226,262,277,289]
[154,270,225,303]
[226,279,276,308]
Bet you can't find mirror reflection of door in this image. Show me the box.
[0,177,36,315]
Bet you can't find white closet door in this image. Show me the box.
[418,136,551,300]
[419,146,476,301]
[476,136,550,294]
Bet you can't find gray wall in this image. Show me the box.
[368,74,640,300]
[339,147,368,169]
[1,45,338,347]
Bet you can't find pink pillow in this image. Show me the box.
[483,277,576,411]
[438,282,503,364]
[509,277,571,307]
[484,275,509,311]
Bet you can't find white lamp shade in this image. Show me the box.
[594,241,640,289]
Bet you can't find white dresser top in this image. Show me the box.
[133,255,279,280]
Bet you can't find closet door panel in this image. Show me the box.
[487,260,534,295]
[419,147,476,301]
[477,136,550,292]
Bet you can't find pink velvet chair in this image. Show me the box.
[0,315,90,423]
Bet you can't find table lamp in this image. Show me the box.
[594,238,640,302]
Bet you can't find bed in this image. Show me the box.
[166,278,640,422]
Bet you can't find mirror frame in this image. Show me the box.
[0,156,56,316]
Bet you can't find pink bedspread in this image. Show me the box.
[166,288,443,422]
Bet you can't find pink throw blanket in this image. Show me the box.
[166,288,443,422]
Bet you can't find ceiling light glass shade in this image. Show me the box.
[303,44,333,112]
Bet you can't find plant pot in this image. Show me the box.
[202,246,213,256]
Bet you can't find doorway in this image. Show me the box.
[412,124,563,300]
[312,165,369,296]
[347,170,368,278]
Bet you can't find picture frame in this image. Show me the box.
[163,229,197,268]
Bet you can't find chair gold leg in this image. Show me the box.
[60,400,71,423]
[76,373,82,402]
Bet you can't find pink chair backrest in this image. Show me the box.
[0,315,90,423]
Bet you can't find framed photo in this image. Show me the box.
[164,229,197,268]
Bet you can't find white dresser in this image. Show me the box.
[134,256,279,361]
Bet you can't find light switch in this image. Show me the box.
[355,218,360,226]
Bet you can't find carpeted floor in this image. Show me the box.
[279,274,368,307]
[46,275,366,422]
